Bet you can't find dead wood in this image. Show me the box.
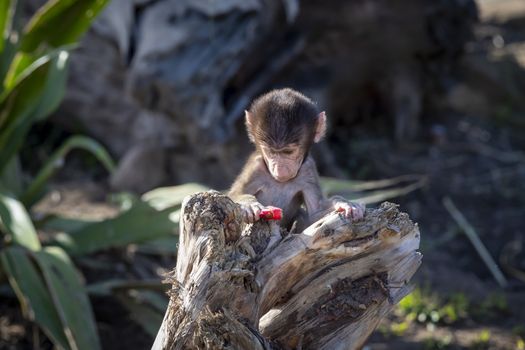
[152,191,421,350]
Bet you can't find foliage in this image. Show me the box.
[396,288,469,328]
[0,1,115,349]
[469,329,491,350]
[423,335,452,350]
[472,293,509,320]
[517,337,525,350]
[393,288,515,349]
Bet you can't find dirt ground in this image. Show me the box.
[361,114,525,349]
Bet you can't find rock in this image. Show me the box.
[110,145,167,193]
[478,0,525,24]
[447,84,491,117]
[32,0,480,190]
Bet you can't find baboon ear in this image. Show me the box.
[245,110,256,143]
[314,111,327,143]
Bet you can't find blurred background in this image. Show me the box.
[1,0,524,349]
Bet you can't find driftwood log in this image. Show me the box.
[152,191,421,350]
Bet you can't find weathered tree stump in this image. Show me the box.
[152,191,421,350]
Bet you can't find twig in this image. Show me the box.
[442,196,508,288]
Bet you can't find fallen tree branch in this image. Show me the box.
[152,191,421,349]
[443,196,508,288]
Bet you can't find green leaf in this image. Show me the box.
[0,52,51,130]
[0,156,23,197]
[0,247,70,349]
[51,199,179,256]
[135,236,179,256]
[86,279,166,297]
[22,135,116,207]
[0,191,41,250]
[33,246,101,350]
[116,291,165,337]
[0,0,16,53]
[0,1,10,48]
[0,51,67,173]
[0,35,17,91]
[4,0,109,81]
[21,0,109,53]
[44,184,207,256]
[31,51,69,121]
[142,183,210,210]
[38,215,96,233]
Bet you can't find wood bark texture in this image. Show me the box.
[152,191,422,350]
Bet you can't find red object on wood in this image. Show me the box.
[259,207,282,220]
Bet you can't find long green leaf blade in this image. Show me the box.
[0,2,10,53]
[46,184,209,256]
[6,0,108,86]
[0,0,16,53]
[31,50,69,120]
[0,156,23,197]
[0,50,68,173]
[0,52,51,129]
[0,35,17,93]
[142,183,210,210]
[21,0,109,53]
[22,135,116,207]
[51,200,179,256]
[0,192,41,250]
[116,292,165,337]
[34,246,101,350]
[0,247,70,349]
